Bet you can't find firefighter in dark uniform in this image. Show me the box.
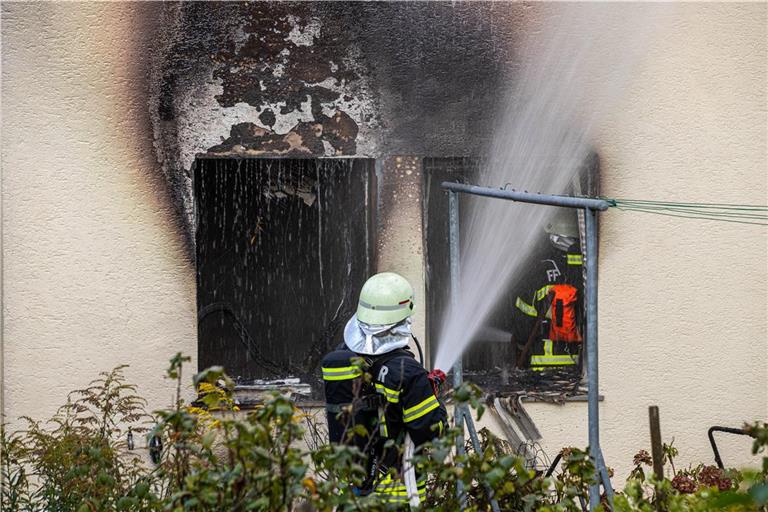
[322,272,448,506]
[513,213,584,371]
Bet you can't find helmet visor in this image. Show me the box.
[343,315,412,355]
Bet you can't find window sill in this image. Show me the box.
[233,381,314,409]
[231,392,604,410]
[520,394,604,403]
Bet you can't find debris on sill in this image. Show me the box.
[467,368,590,404]
[234,378,313,408]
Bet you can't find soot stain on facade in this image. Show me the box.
[149,2,378,256]
[141,2,590,392]
[149,2,519,258]
[208,2,364,156]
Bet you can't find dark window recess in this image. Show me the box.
[194,157,376,398]
[422,157,481,372]
[423,156,599,396]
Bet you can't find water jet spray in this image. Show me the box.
[441,181,613,511]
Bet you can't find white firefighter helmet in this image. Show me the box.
[343,272,414,355]
[545,209,579,252]
[356,272,414,326]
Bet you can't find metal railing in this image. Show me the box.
[708,426,756,469]
[442,181,613,511]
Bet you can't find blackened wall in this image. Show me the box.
[149,2,522,254]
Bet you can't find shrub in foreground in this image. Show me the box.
[1,355,766,511]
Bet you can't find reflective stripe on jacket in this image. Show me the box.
[321,347,448,497]
[375,472,427,504]
[321,348,447,446]
[530,339,578,370]
[516,284,582,342]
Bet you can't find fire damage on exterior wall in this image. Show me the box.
[150,2,379,254]
[195,157,376,401]
[206,3,363,156]
[149,2,516,256]
[147,2,591,398]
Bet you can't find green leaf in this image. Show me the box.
[201,430,217,449]
[193,366,232,389]
[485,467,506,487]
[134,482,150,498]
[276,402,293,417]
[454,386,470,402]
[116,496,136,510]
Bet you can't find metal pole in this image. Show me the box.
[448,191,467,510]
[585,207,604,510]
[649,406,664,481]
[440,181,615,508]
[598,451,615,502]
[463,404,502,512]
[708,426,756,469]
[441,181,611,211]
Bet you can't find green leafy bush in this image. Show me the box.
[1,365,156,511]
[2,355,766,511]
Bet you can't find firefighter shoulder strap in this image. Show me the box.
[325,348,410,414]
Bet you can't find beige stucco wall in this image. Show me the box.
[376,156,428,361]
[520,3,767,478]
[1,3,198,428]
[1,1,765,484]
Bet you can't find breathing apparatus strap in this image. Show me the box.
[411,334,425,365]
[359,349,413,495]
[325,349,409,415]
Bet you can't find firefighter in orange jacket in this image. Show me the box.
[514,219,584,371]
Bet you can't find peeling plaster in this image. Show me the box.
[147,2,518,253]
[149,3,381,253]
[286,16,321,47]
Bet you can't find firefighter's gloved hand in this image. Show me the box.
[427,369,446,398]
[428,368,446,385]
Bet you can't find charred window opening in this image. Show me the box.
[423,156,599,398]
[194,157,375,400]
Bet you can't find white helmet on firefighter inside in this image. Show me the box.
[343,272,415,355]
[545,209,579,252]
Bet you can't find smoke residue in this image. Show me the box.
[434,4,657,371]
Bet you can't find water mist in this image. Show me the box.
[433,4,655,372]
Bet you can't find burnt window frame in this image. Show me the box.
[193,156,377,402]
[422,155,600,399]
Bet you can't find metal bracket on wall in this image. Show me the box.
[444,182,613,511]
[508,395,542,440]
[489,396,541,466]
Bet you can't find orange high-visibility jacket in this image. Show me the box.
[548,284,582,343]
